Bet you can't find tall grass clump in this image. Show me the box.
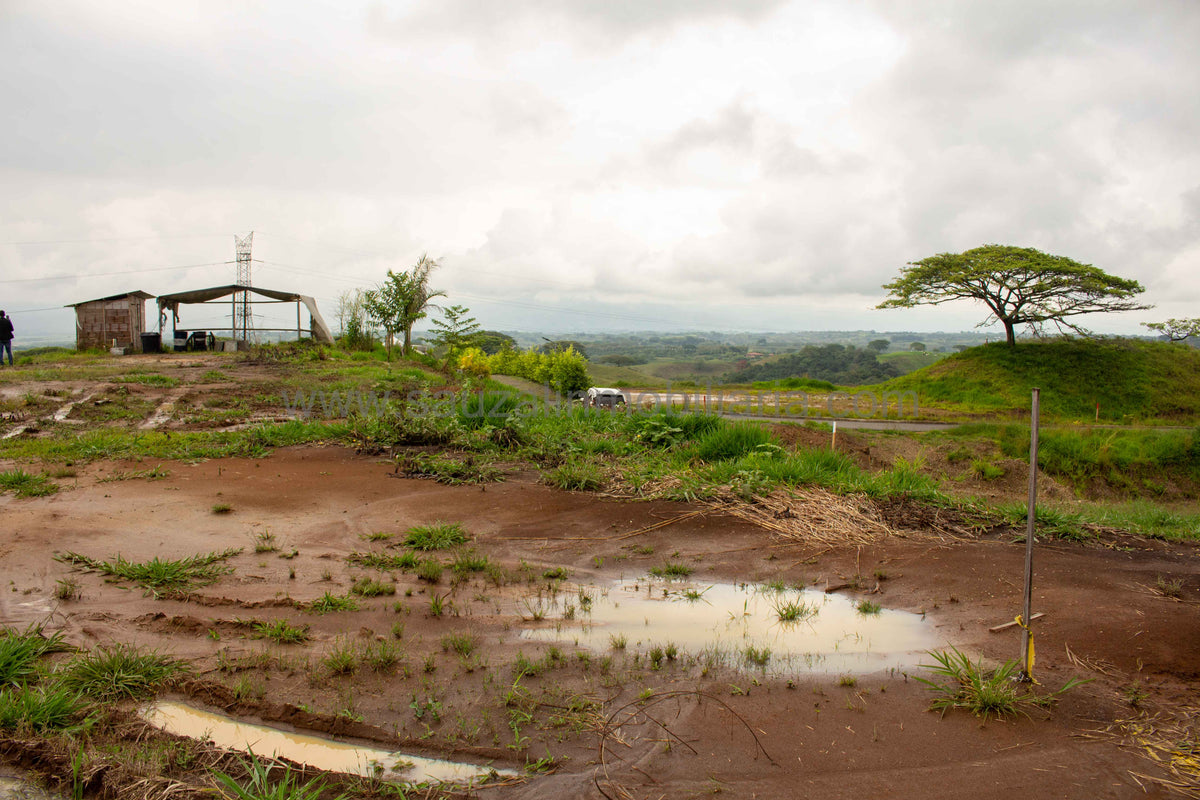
[0,626,70,686]
[58,645,185,701]
[212,749,336,800]
[0,684,94,733]
[914,647,1088,719]
[403,522,470,551]
[457,391,521,429]
[0,469,58,498]
[694,422,776,462]
[543,458,606,491]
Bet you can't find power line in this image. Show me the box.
[0,262,230,285]
[5,306,65,314]
[0,234,229,246]
[256,260,698,327]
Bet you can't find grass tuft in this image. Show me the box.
[212,748,336,800]
[404,522,469,551]
[914,647,1088,719]
[0,469,58,498]
[58,645,185,701]
[54,548,242,596]
[307,592,359,615]
[246,619,311,645]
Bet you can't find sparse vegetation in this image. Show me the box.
[246,619,311,645]
[55,548,242,596]
[404,522,470,551]
[0,469,58,498]
[650,561,694,579]
[914,647,1087,719]
[58,645,185,701]
[307,592,359,614]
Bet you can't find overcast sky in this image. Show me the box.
[2,0,1197,341]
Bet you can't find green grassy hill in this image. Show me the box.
[880,339,1200,422]
[877,350,949,375]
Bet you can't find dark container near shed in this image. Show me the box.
[140,332,162,354]
[173,330,188,352]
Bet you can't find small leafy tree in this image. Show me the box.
[866,339,890,353]
[909,341,926,352]
[1143,318,1200,343]
[335,289,372,350]
[878,244,1151,347]
[363,254,445,361]
[429,304,481,368]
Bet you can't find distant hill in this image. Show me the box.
[881,339,1200,422]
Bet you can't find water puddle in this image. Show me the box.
[0,776,64,800]
[141,701,515,786]
[521,577,938,675]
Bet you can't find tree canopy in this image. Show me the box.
[1143,318,1200,343]
[877,244,1151,346]
[363,254,444,360]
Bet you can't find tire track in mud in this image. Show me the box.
[139,388,187,430]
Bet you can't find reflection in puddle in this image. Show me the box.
[141,702,515,785]
[0,776,64,800]
[521,577,937,675]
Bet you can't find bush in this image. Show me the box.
[487,346,592,395]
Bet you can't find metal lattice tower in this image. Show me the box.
[234,232,254,341]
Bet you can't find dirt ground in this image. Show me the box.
[3,444,1199,799]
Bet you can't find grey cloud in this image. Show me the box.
[368,0,790,42]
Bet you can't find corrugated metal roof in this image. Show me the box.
[66,290,153,307]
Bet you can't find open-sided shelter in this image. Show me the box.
[67,290,153,352]
[155,284,334,347]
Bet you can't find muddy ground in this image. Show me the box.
[2,442,1198,799]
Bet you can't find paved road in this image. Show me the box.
[490,377,1193,433]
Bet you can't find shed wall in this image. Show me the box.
[75,298,146,352]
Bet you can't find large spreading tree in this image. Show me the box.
[877,244,1151,346]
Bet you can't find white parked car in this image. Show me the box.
[586,387,628,408]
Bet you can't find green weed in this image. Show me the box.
[350,576,396,597]
[0,626,70,686]
[856,600,882,615]
[649,561,693,579]
[0,469,58,498]
[543,459,606,491]
[404,522,469,551]
[0,684,94,733]
[247,619,310,645]
[914,647,1088,719]
[212,748,340,800]
[58,645,185,701]
[307,592,359,614]
[55,548,241,596]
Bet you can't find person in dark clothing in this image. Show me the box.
[0,311,13,366]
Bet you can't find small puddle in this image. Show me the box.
[141,702,515,786]
[521,577,938,675]
[0,776,64,800]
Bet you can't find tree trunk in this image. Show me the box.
[1003,320,1016,347]
[403,326,412,357]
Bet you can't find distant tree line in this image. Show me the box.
[725,344,899,385]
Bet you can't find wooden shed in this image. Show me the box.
[67,291,153,352]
